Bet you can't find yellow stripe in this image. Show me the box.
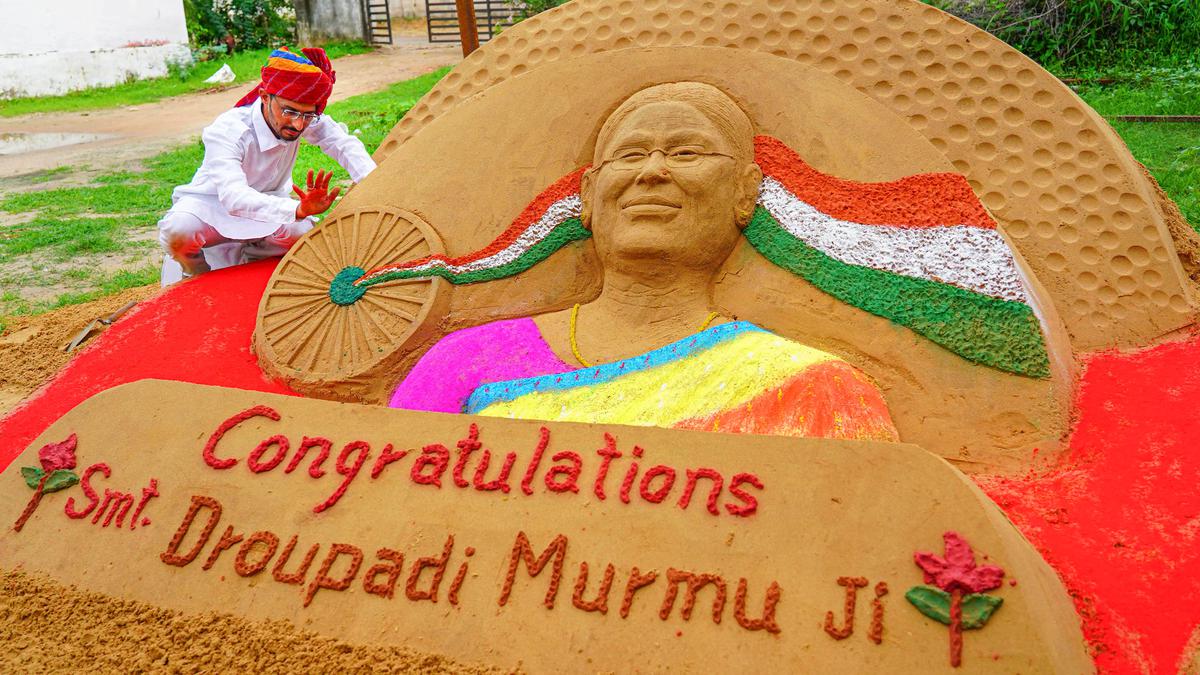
[477,332,838,426]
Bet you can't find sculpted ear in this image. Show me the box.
[735,162,764,229]
[580,168,595,231]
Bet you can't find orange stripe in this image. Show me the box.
[753,135,996,230]
[267,58,323,74]
[674,360,899,441]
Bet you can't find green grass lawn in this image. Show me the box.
[0,41,372,118]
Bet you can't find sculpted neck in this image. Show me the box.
[592,264,715,330]
[550,261,722,366]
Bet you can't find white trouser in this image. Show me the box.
[157,210,313,285]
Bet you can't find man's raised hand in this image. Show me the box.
[293,169,342,219]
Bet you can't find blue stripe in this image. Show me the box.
[269,49,314,66]
[463,321,763,414]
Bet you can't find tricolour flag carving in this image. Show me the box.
[343,137,1049,377]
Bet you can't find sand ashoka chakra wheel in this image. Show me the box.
[255,207,447,396]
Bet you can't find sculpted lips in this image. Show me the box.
[621,195,681,211]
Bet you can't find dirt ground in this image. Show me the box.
[0,39,461,179]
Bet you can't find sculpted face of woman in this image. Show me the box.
[585,98,759,272]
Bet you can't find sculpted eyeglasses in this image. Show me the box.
[598,147,735,171]
[271,95,320,123]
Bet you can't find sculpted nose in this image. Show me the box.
[634,150,671,184]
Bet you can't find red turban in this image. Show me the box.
[234,47,336,113]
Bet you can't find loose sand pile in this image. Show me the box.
[0,286,159,416]
[0,568,506,673]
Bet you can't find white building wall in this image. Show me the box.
[0,0,191,99]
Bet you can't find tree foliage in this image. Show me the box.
[183,0,296,50]
[507,0,1196,69]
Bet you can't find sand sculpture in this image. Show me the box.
[3,0,1200,671]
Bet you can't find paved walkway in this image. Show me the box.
[0,38,461,179]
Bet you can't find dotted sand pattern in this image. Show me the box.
[374,0,1197,350]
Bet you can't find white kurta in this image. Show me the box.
[168,102,377,239]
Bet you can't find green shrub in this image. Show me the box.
[507,0,1195,70]
[184,0,296,50]
[925,0,1200,70]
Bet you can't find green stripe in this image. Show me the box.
[744,207,1050,378]
[361,218,591,287]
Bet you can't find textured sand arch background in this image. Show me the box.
[372,0,1200,352]
[269,47,1071,472]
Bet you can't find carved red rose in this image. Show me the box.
[914,531,1004,594]
[37,433,78,473]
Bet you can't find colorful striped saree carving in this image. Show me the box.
[463,321,898,442]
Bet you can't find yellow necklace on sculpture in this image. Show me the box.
[569,303,720,368]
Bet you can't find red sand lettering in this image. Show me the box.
[312,440,371,513]
[447,546,475,606]
[247,435,289,473]
[202,525,244,570]
[411,444,450,487]
[639,465,676,503]
[304,543,365,607]
[733,578,782,634]
[499,531,568,609]
[158,494,474,608]
[64,463,110,520]
[286,436,332,477]
[203,405,280,469]
[519,427,550,495]
[363,548,405,599]
[160,495,223,567]
[198,410,766,519]
[572,561,616,614]
[500,532,783,633]
[273,536,320,585]
[234,531,280,576]
[869,582,888,645]
[661,568,727,623]
[621,567,658,618]
[593,433,622,499]
[678,468,723,516]
[405,535,455,603]
[370,443,409,479]
[618,446,644,504]
[452,425,482,488]
[63,463,159,530]
[544,451,583,493]
[824,576,869,640]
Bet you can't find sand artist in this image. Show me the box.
[157,47,376,283]
[389,83,899,441]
